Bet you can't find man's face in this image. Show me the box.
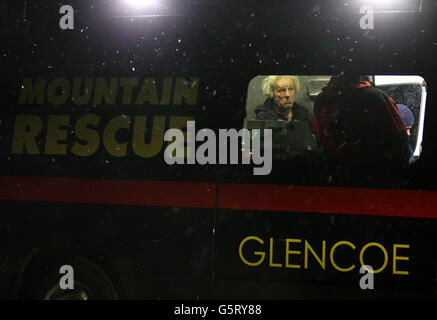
[273,77,295,109]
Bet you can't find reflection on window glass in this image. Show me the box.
[245,75,427,166]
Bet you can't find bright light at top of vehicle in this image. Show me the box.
[358,0,421,12]
[124,0,158,8]
[364,0,394,4]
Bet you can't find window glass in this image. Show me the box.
[245,75,426,166]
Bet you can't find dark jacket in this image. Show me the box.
[255,98,311,124]
[313,80,410,166]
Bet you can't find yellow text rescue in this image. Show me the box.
[12,77,199,157]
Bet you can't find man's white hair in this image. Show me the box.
[262,75,300,98]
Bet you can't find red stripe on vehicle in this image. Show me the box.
[218,183,437,218]
[0,176,216,209]
[1,176,437,218]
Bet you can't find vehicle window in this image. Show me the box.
[245,75,426,166]
[376,83,424,161]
